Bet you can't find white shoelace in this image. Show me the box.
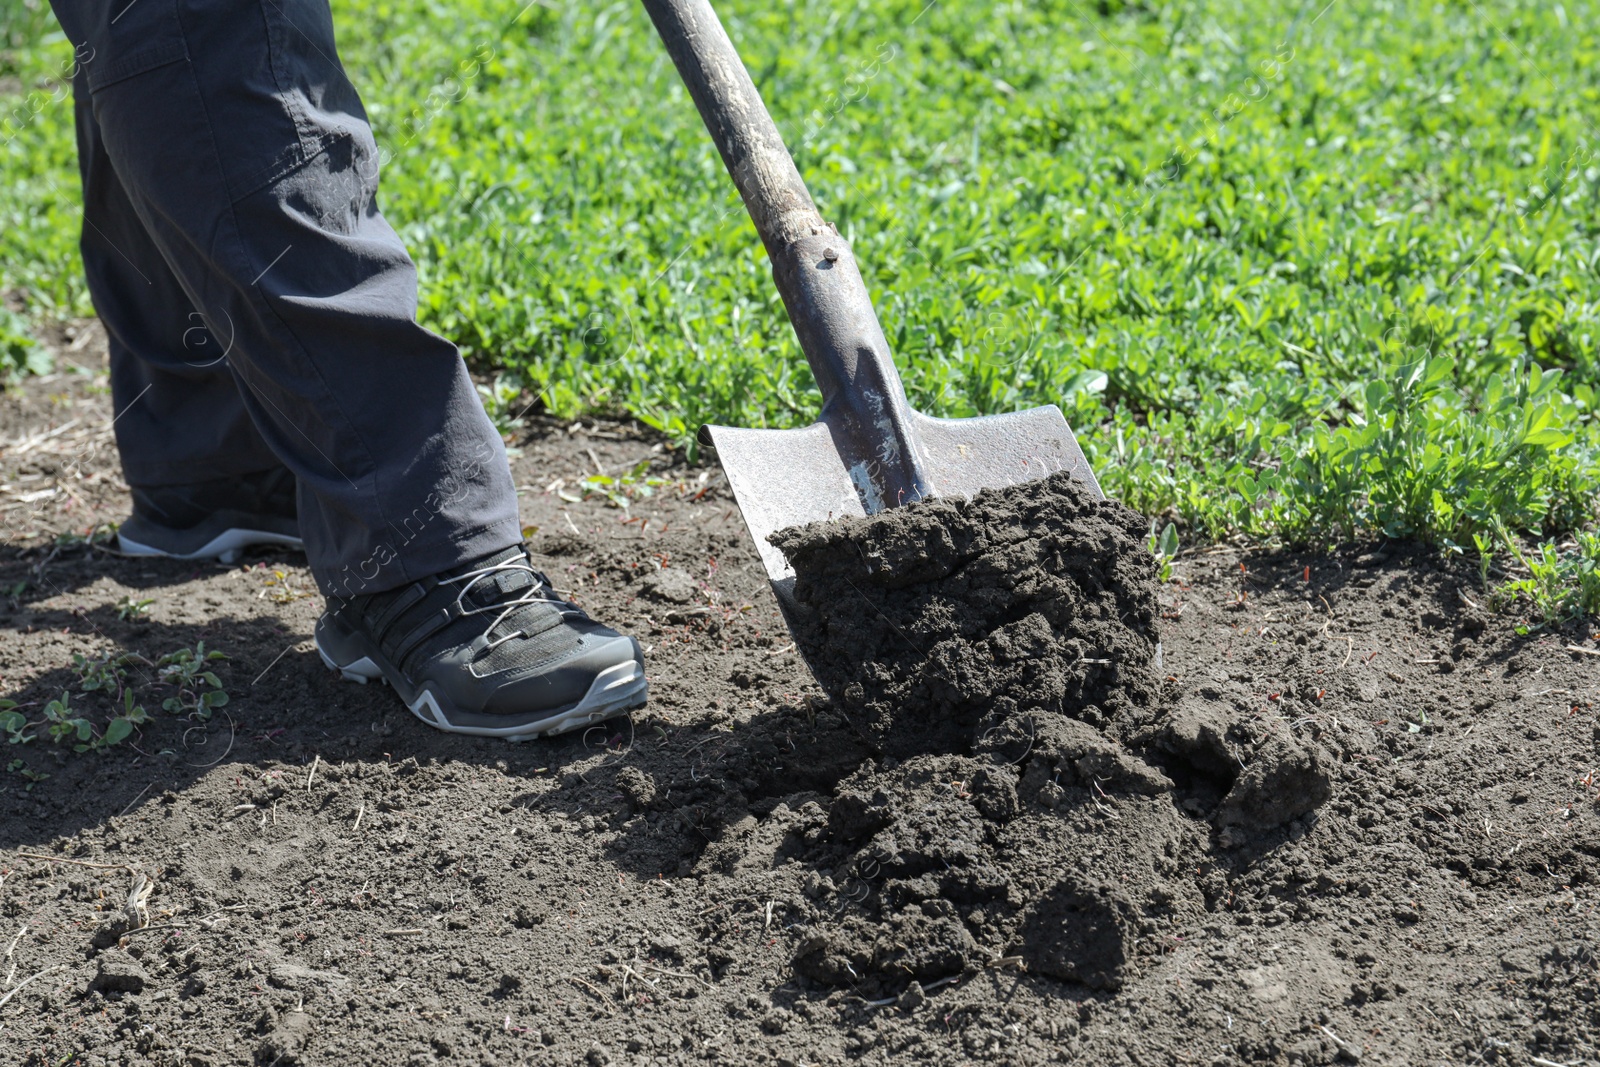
[442,553,581,651]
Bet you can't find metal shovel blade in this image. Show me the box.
[707,404,1103,594]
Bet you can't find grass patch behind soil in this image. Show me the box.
[2,0,1598,558]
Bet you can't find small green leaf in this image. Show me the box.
[1061,369,1109,397]
[1521,427,1571,448]
[1157,522,1180,559]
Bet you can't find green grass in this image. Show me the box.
[2,0,1598,562]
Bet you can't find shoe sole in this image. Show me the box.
[313,630,648,741]
[118,528,304,564]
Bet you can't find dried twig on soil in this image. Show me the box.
[641,963,709,988]
[567,974,616,1014]
[305,754,320,792]
[117,781,155,818]
[119,920,191,937]
[250,640,299,685]
[2,419,82,457]
[16,853,158,931]
[16,852,134,872]
[1564,644,1600,657]
[125,869,155,929]
[3,924,23,988]
[1317,1024,1364,1058]
[0,966,64,1012]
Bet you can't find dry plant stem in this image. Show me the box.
[17,852,135,872]
[3,925,24,960]
[125,869,155,929]
[0,966,64,1012]
[117,781,155,817]
[567,974,616,1013]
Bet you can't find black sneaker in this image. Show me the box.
[118,468,302,563]
[313,544,648,740]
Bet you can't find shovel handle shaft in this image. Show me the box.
[642,0,936,509]
[639,0,823,258]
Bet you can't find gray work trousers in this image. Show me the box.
[48,0,521,597]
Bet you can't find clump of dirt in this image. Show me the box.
[763,472,1341,994]
[771,470,1162,758]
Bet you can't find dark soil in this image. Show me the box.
[771,470,1162,758]
[766,469,1336,999]
[1,325,1598,1067]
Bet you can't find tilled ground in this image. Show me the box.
[1,328,1597,1066]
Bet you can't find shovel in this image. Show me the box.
[641,0,1102,612]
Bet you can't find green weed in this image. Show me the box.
[6,757,48,788]
[1493,529,1600,626]
[1149,521,1180,583]
[477,373,532,436]
[73,648,143,697]
[115,595,154,621]
[576,458,673,511]
[0,642,229,773]
[0,307,50,381]
[155,642,230,719]
[50,523,117,551]
[1,687,147,755]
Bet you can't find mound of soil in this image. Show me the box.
[771,471,1162,757]
[762,472,1341,996]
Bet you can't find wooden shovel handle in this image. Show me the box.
[639,0,825,259]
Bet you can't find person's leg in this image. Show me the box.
[50,0,645,737]
[71,72,301,561]
[54,0,521,597]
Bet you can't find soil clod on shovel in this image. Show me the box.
[771,469,1162,758]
